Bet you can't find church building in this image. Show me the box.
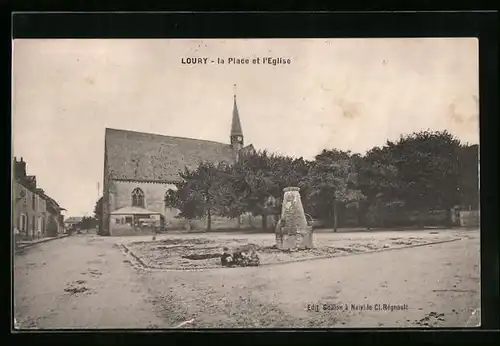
[101,93,255,235]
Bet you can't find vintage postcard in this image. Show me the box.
[12,38,480,329]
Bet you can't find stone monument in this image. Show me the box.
[275,187,313,250]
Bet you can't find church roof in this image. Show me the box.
[105,128,237,183]
[240,143,255,155]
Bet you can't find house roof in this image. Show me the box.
[15,178,32,191]
[111,206,162,215]
[15,177,36,192]
[44,194,66,212]
[14,178,64,211]
[105,128,239,182]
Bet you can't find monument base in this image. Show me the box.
[275,227,313,250]
[298,228,314,249]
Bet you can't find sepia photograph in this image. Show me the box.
[12,38,480,329]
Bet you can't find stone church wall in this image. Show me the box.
[112,180,177,213]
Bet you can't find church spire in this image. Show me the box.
[231,84,243,137]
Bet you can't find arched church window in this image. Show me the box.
[132,188,145,208]
[165,188,176,208]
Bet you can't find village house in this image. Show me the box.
[12,157,65,240]
[101,93,262,236]
[64,216,84,231]
[42,194,66,236]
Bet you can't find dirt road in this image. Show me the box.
[14,235,164,329]
[13,230,480,329]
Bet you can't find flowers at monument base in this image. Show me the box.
[221,245,260,267]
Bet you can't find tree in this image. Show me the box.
[196,162,227,231]
[204,150,311,231]
[230,150,281,230]
[457,144,479,210]
[165,169,206,230]
[386,130,461,225]
[77,216,95,231]
[215,161,249,222]
[94,196,107,235]
[315,149,352,162]
[161,130,472,232]
[165,162,227,231]
[273,156,313,212]
[306,149,365,232]
[353,147,401,228]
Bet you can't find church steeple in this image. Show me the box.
[230,84,244,149]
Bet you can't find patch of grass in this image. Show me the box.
[182,253,221,260]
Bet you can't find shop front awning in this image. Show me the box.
[110,207,162,216]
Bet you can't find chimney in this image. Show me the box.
[14,157,27,179]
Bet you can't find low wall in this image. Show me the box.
[165,216,238,231]
[459,210,480,227]
[109,222,157,236]
[165,214,278,231]
[241,214,278,230]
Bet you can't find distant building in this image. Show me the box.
[64,216,84,230]
[101,93,256,235]
[12,157,65,240]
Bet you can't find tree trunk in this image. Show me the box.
[445,207,453,227]
[249,215,255,229]
[416,209,424,228]
[380,204,385,228]
[237,214,241,229]
[207,208,212,231]
[355,202,360,227]
[359,200,369,229]
[333,200,338,232]
[262,213,268,230]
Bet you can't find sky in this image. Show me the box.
[12,38,479,217]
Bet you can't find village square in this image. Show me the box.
[12,38,480,329]
[13,91,480,329]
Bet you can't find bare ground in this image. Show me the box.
[13,229,480,329]
[125,231,462,270]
